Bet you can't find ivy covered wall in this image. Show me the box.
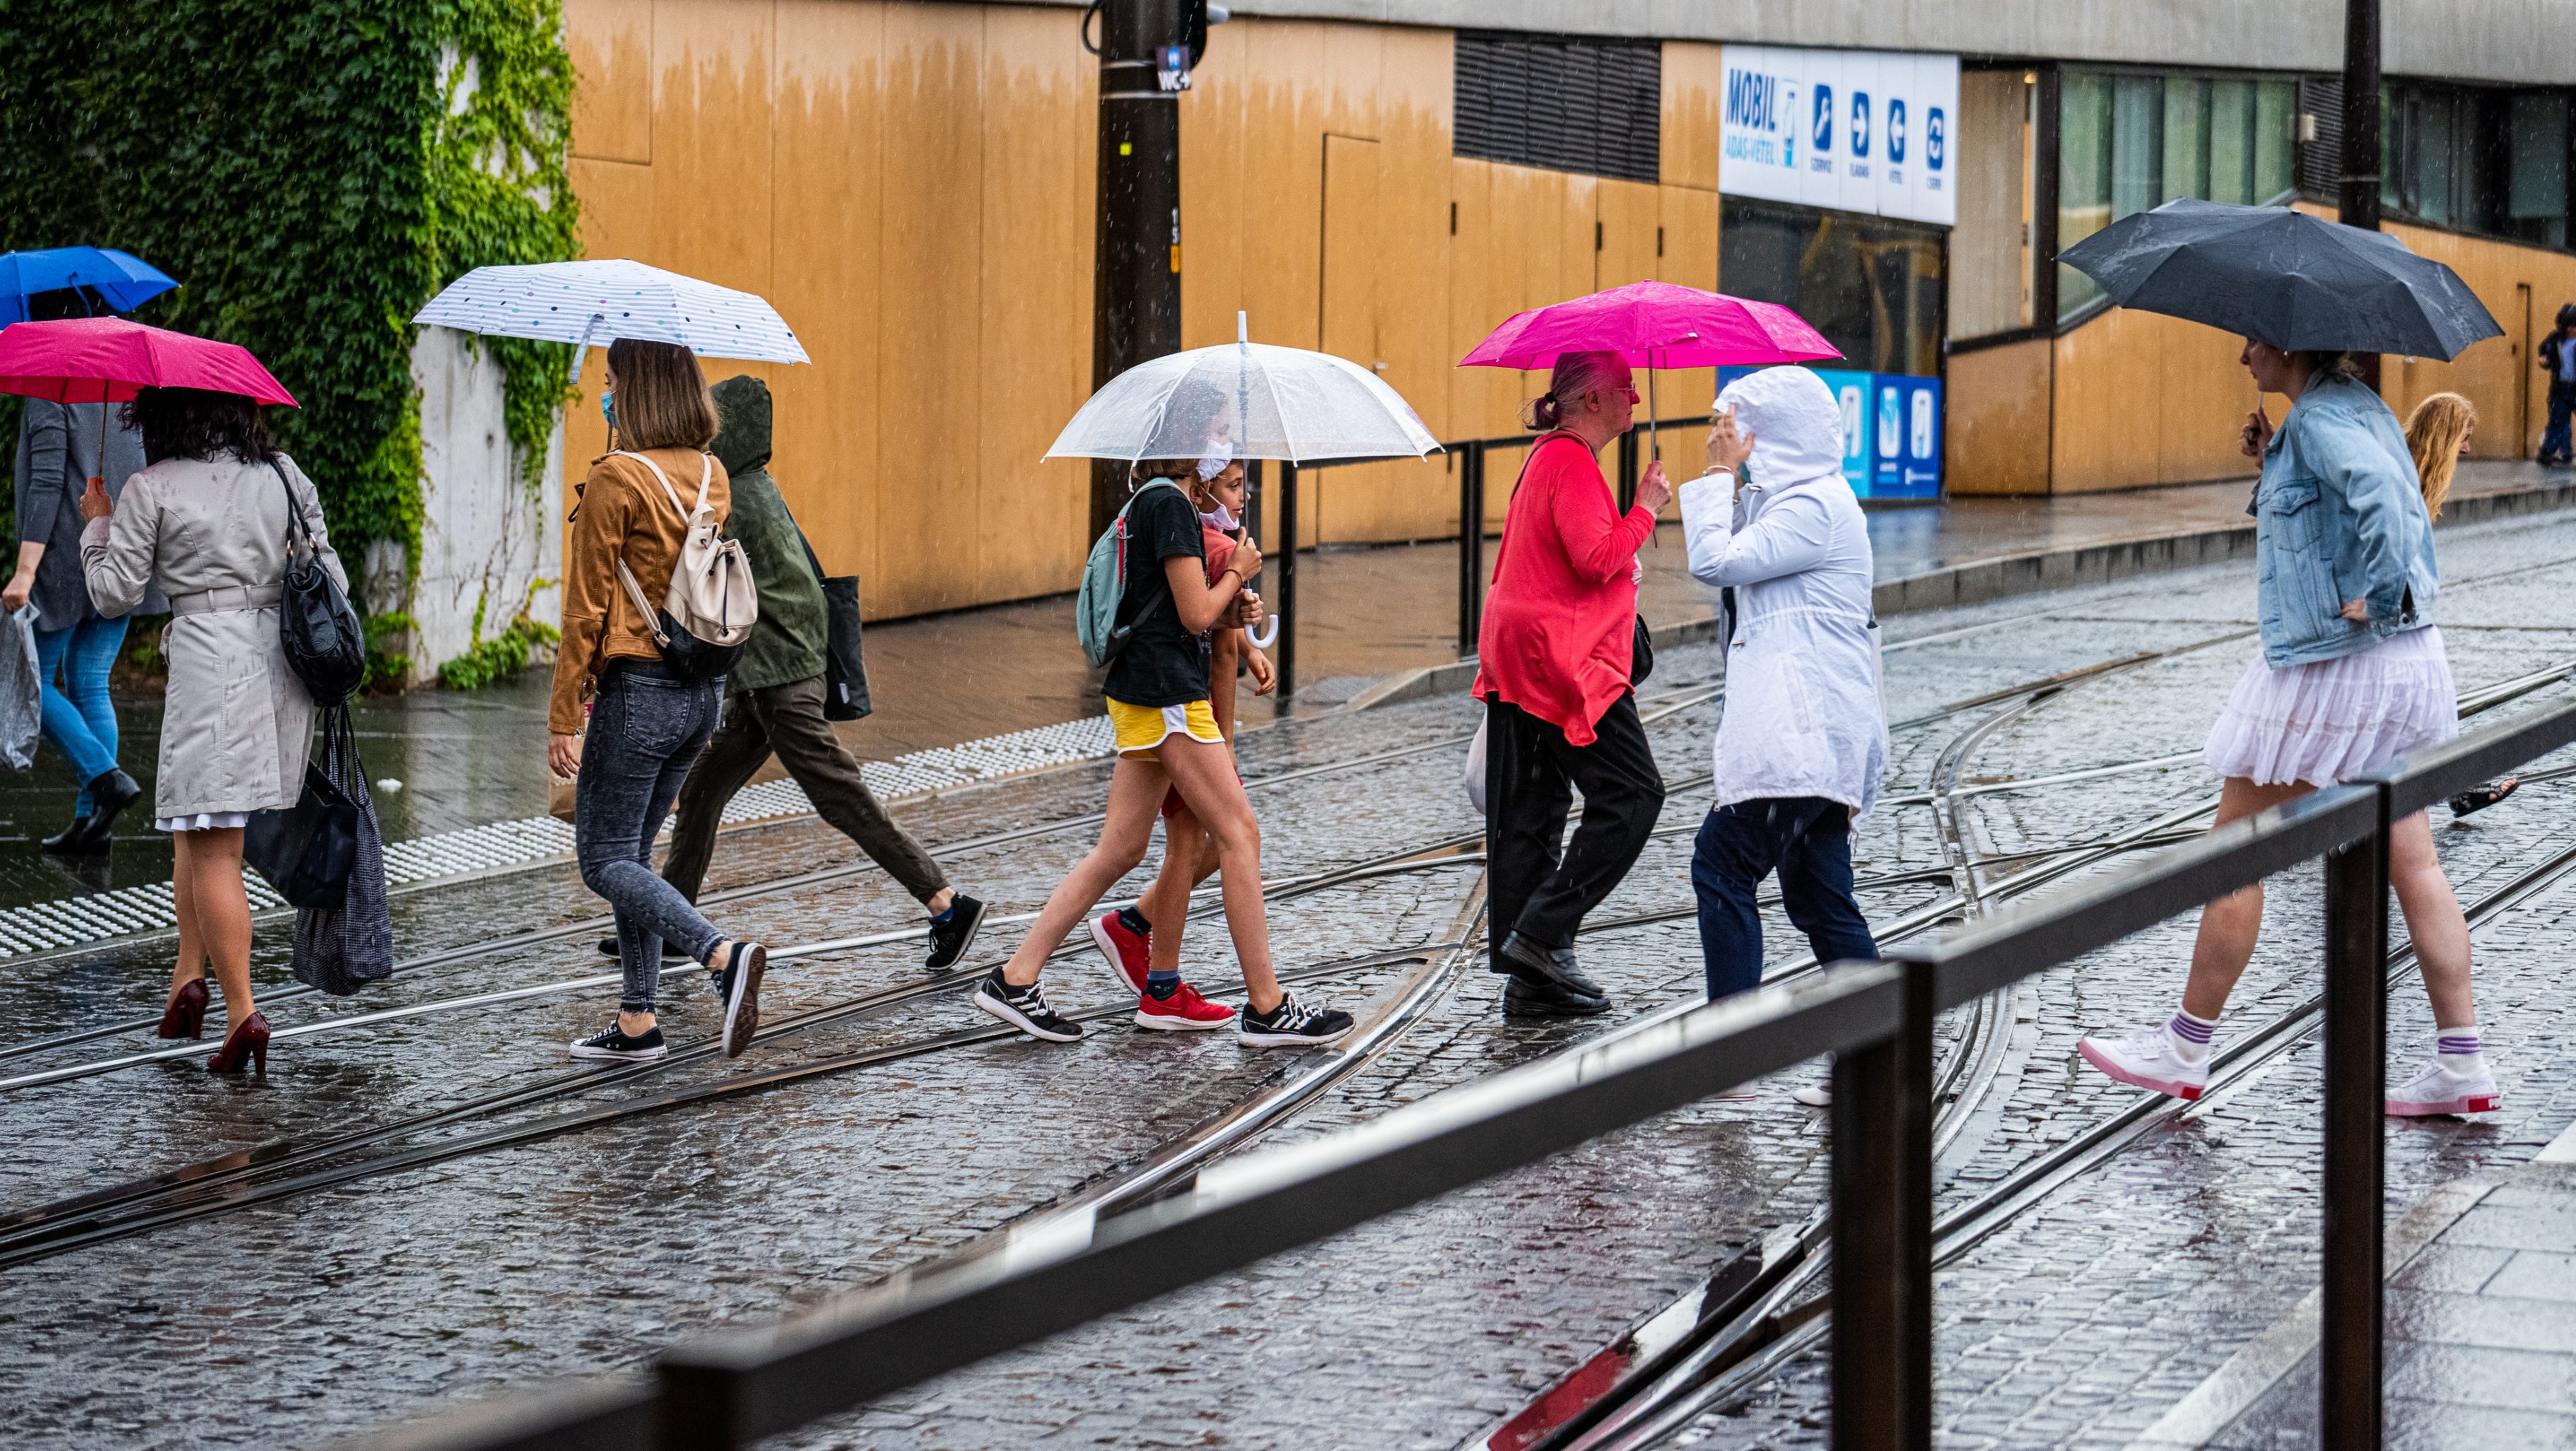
[0,0,577,582]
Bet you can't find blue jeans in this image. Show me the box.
[2546,384,2575,462]
[575,660,727,1013]
[35,616,127,813]
[1692,797,1879,1001]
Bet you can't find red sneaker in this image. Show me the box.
[1088,910,1151,995]
[1135,981,1234,1031]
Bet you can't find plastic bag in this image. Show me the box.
[0,605,40,770]
[1464,716,1488,816]
[291,705,393,995]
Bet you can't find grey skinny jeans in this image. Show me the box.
[576,660,727,1012]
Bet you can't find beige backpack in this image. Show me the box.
[611,450,758,677]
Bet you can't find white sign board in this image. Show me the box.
[1719,47,1960,227]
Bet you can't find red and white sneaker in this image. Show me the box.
[1088,910,1151,995]
[1135,982,1235,1031]
[2386,1059,2501,1116]
[2078,1025,2208,1100]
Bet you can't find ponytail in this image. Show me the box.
[1521,351,1622,434]
[1521,391,1562,430]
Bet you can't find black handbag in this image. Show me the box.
[245,703,361,910]
[269,462,368,707]
[1631,614,1655,686]
[798,531,872,721]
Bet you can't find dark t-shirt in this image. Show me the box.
[1103,482,1209,707]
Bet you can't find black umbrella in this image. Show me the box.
[2059,199,2502,360]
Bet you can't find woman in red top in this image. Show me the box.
[1474,351,1673,1017]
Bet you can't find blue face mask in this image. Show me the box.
[601,389,616,432]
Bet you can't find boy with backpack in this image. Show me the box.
[968,453,1353,1047]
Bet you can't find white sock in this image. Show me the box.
[2436,1025,2486,1076]
[2164,1008,2218,1064]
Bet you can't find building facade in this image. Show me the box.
[555,0,2576,619]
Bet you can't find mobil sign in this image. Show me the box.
[1719,46,1959,225]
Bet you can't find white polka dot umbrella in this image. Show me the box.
[411,259,808,381]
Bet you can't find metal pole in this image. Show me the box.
[1277,460,1298,701]
[1830,957,1933,1451]
[1465,443,1487,654]
[1617,429,1639,514]
[2339,0,2383,391]
[1458,448,1477,656]
[2320,785,2391,1451]
[1089,0,1185,542]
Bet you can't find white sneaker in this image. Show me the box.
[1791,1080,1832,1107]
[2387,1059,2501,1116]
[2079,1025,2208,1100]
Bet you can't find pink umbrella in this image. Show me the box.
[0,317,296,406]
[1460,281,1838,458]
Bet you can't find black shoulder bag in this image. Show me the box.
[796,529,872,721]
[270,461,368,707]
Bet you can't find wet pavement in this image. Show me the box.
[0,498,2574,1450]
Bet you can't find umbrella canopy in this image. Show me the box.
[413,259,809,377]
[1046,336,1437,464]
[1459,281,1841,370]
[2059,199,2502,360]
[0,247,177,324]
[0,317,295,406]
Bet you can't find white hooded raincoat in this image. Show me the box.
[1677,366,1888,818]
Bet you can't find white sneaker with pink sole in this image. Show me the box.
[2386,1059,2501,1116]
[2078,1024,2208,1101]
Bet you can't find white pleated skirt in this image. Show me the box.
[2203,625,2458,787]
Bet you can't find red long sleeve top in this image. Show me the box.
[1470,432,1657,746]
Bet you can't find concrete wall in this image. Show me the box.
[394,327,566,681]
[1211,1,2576,86]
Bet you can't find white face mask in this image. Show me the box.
[1200,503,1240,532]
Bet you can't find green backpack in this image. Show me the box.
[1076,476,1185,668]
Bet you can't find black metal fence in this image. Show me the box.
[345,700,2576,1451]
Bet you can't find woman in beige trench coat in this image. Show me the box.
[81,385,345,1074]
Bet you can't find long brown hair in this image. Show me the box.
[606,339,719,452]
[2404,392,2474,519]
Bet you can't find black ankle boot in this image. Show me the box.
[82,769,142,843]
[40,814,96,854]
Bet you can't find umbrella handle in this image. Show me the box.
[1247,613,1280,650]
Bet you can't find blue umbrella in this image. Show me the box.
[0,247,177,324]
[2059,199,2501,361]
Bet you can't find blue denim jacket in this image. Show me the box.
[2252,374,2440,666]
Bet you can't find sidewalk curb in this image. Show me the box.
[1356,477,2576,714]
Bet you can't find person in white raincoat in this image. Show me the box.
[1678,364,1887,1035]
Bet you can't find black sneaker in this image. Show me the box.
[971,968,1083,1042]
[710,941,769,1058]
[925,894,988,973]
[1237,990,1355,1047]
[597,936,691,961]
[570,1021,668,1060]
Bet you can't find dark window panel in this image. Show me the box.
[1454,30,1659,184]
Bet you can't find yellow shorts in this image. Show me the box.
[1108,697,1224,758]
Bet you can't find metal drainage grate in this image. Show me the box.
[0,713,1123,961]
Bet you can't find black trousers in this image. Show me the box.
[1483,693,1666,974]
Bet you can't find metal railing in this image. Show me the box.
[1246,414,1716,699]
[344,700,2576,1451]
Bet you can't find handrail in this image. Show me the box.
[339,695,2576,1451]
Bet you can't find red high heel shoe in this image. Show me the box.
[156,977,209,1040]
[206,1011,269,1074]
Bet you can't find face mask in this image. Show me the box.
[1200,503,1239,532]
[601,389,616,432]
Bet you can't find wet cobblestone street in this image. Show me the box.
[4,516,2576,1450]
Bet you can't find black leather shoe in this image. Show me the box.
[1504,974,1612,1018]
[40,815,97,855]
[1499,930,1607,999]
[83,769,142,840]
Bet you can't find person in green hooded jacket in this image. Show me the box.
[613,375,986,971]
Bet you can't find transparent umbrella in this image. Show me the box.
[1046,315,1439,464]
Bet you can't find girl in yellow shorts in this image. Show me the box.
[970,456,1354,1048]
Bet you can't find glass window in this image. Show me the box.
[2509,93,2568,247]
[1721,198,1948,376]
[2163,78,2211,202]
[2254,81,2297,201]
[2210,79,2255,205]
[2379,88,2399,211]
[2111,76,2164,218]
[2419,93,2455,223]
[2059,71,2114,317]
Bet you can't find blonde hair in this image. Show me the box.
[2404,392,2475,519]
[605,338,720,452]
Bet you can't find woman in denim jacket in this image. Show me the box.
[2082,340,2494,1118]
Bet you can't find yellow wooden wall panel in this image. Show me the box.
[1661,42,1725,190]
[2050,305,2247,493]
[645,0,773,296]
[768,0,887,587]
[567,0,652,163]
[975,8,1096,597]
[2373,217,2576,462]
[1946,336,2051,495]
[1654,183,1721,468]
